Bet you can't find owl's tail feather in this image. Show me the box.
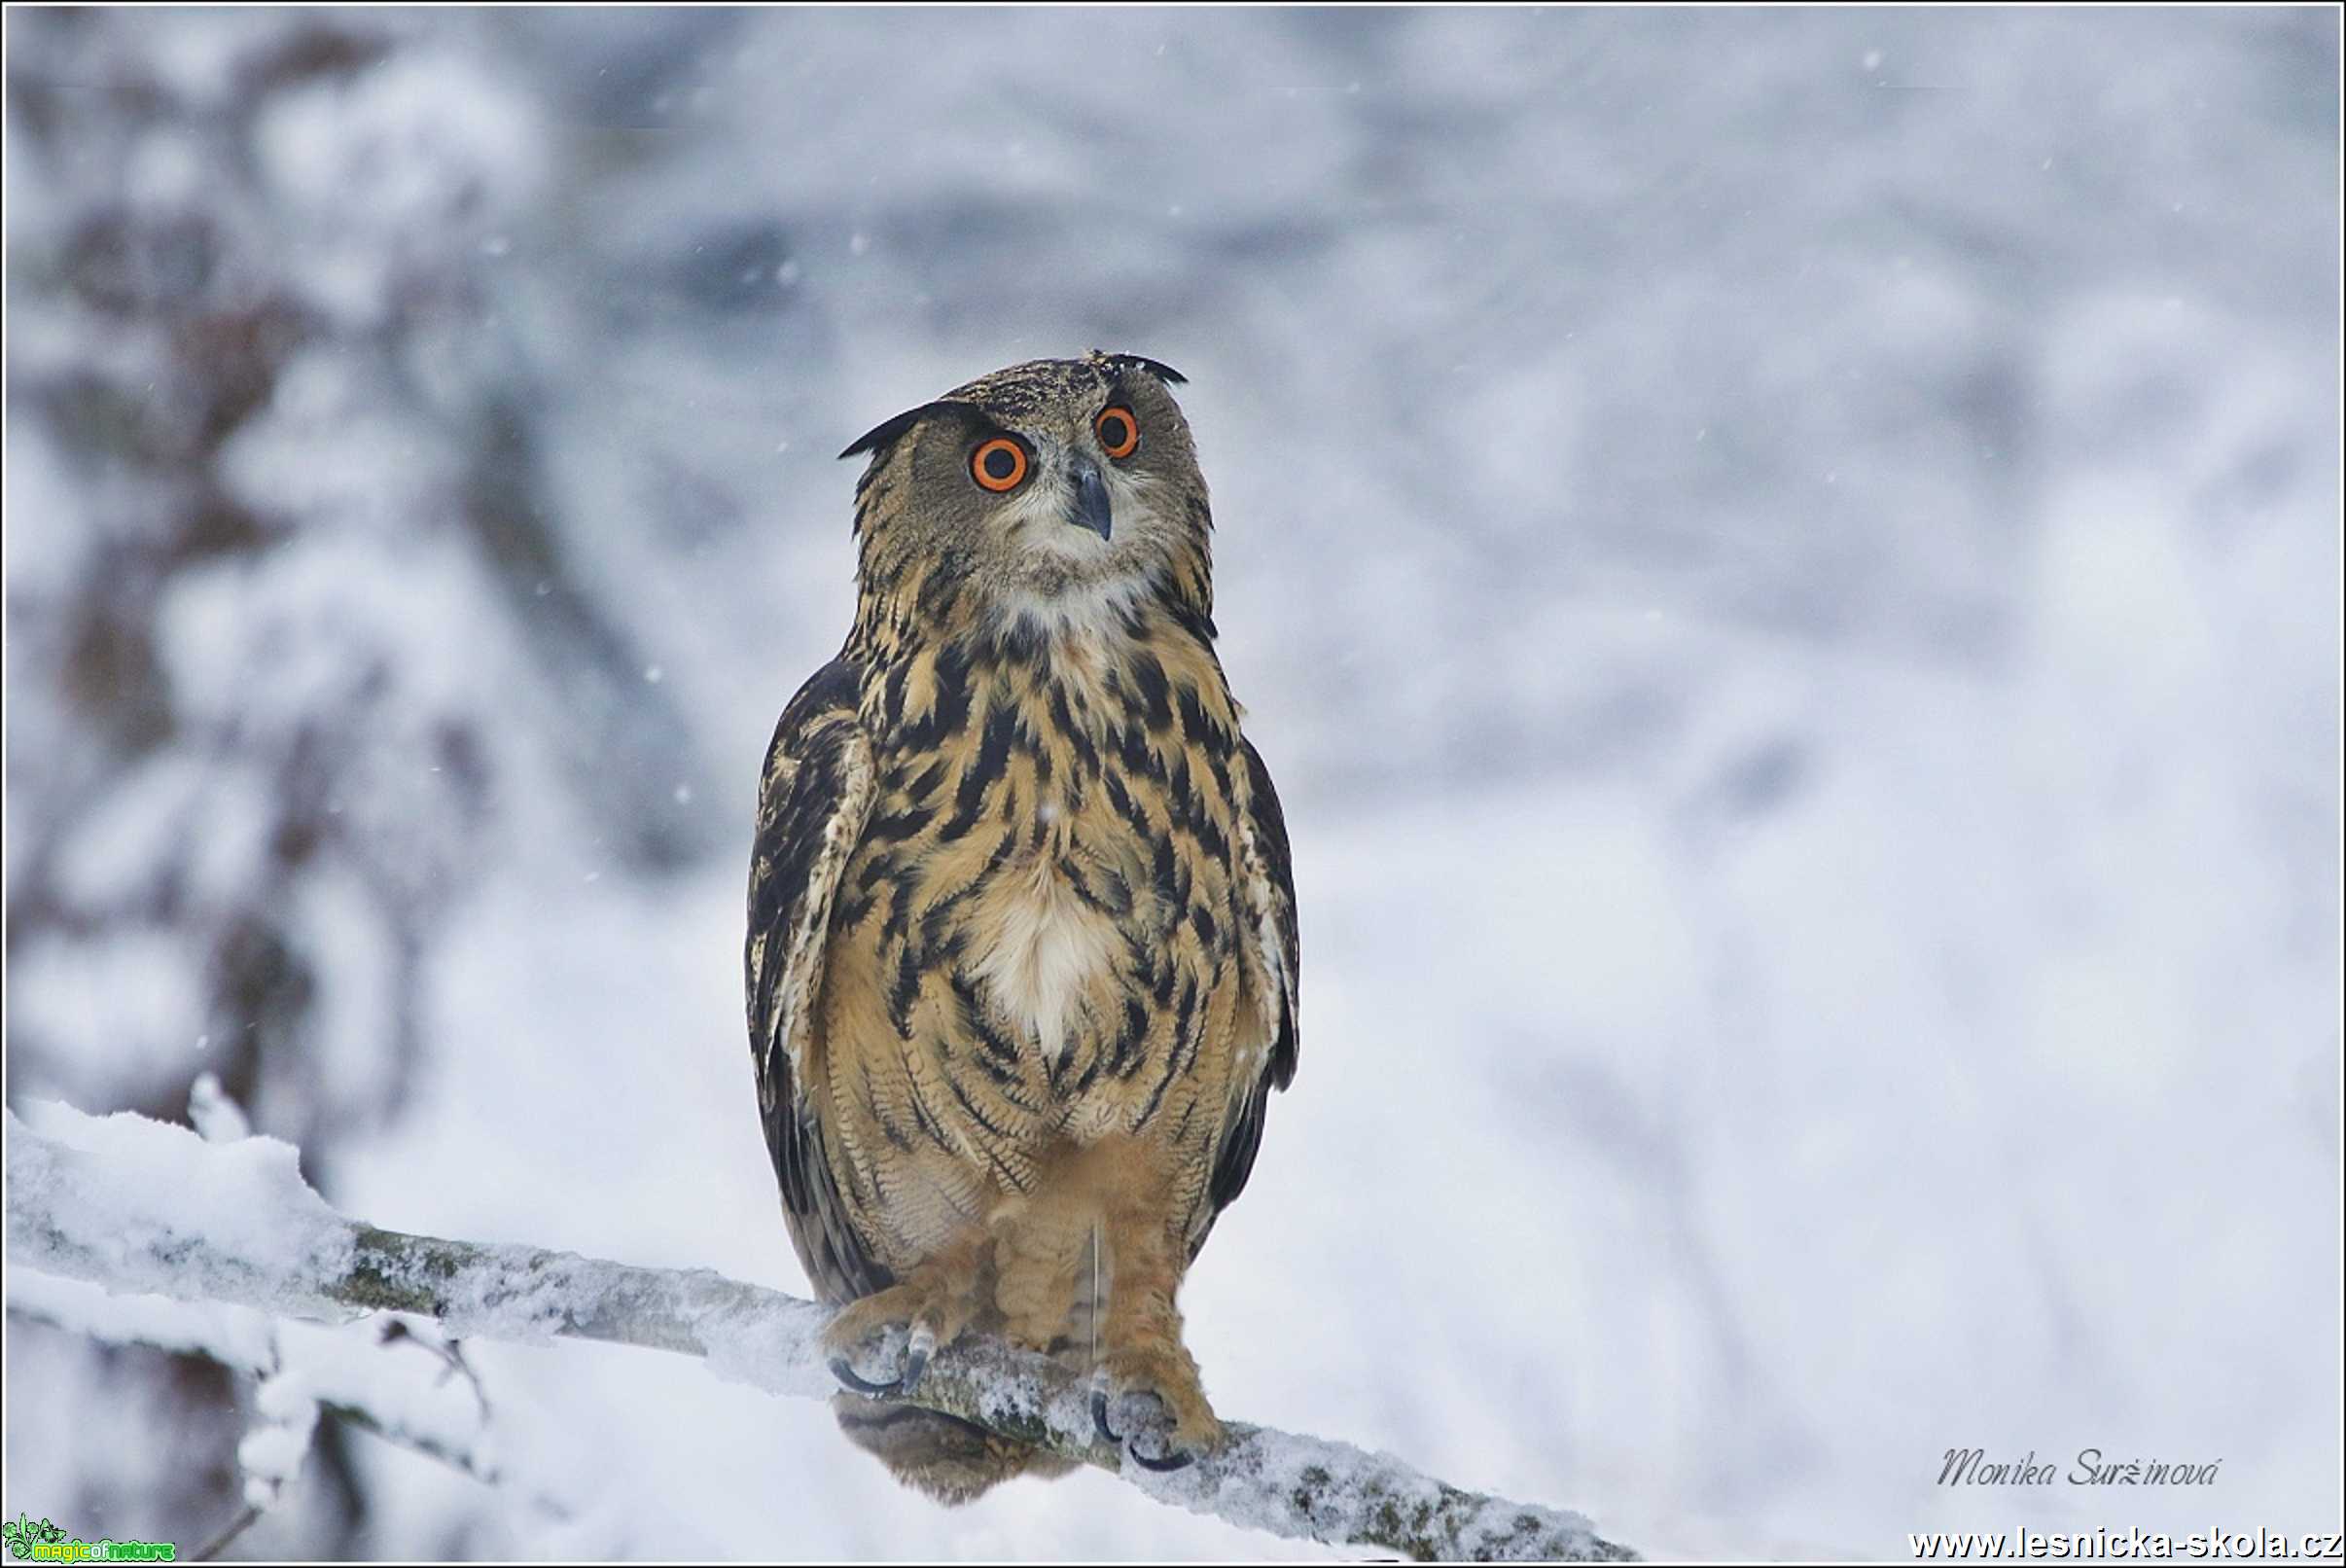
[830,1396,1078,1505]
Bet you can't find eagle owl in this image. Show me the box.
[745,353,1300,1500]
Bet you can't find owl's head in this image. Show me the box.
[838,352,1213,644]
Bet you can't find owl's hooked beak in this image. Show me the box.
[1067,457,1114,542]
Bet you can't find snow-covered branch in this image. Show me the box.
[5,1272,567,1521]
[5,1103,1634,1562]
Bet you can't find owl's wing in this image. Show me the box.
[1197,735,1301,1251]
[746,657,892,1303]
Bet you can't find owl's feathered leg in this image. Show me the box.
[1085,1213,1218,1471]
[823,1228,989,1397]
[987,1196,1086,1354]
[985,1134,1222,1470]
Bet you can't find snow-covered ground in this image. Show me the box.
[6,7,2339,1559]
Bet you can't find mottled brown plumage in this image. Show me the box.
[745,353,1298,1499]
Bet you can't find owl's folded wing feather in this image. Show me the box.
[1198,735,1301,1248]
[746,657,892,1303]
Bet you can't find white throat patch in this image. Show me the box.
[975,850,1117,1067]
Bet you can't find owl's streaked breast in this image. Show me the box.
[966,812,1126,1075]
[812,620,1255,1261]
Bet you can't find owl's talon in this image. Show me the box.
[1091,1352,1221,1469]
[1129,1442,1195,1473]
[829,1355,905,1398]
[1090,1377,1193,1471]
[822,1271,979,1401]
[900,1326,936,1394]
[1090,1380,1120,1446]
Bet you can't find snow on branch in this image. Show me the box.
[5,1102,1634,1562]
[6,1271,568,1520]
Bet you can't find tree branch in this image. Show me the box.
[5,1105,1634,1561]
[6,1269,573,1523]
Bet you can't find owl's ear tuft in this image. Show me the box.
[839,400,962,461]
[1100,353,1187,387]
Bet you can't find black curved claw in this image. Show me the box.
[829,1355,904,1397]
[1129,1443,1195,1473]
[1091,1385,1120,1446]
[898,1341,931,1395]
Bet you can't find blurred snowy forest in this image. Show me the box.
[4,6,2339,1559]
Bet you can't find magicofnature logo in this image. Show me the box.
[1,1515,174,1562]
[0,1518,62,1559]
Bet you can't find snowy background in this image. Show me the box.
[5,6,2339,1558]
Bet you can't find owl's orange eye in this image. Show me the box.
[970,437,1028,492]
[1094,406,1140,460]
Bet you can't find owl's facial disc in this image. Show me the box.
[1067,454,1113,541]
